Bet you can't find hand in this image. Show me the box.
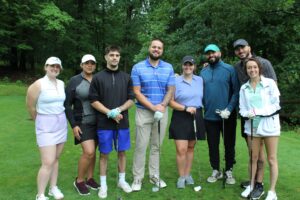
[107,108,121,118]
[113,114,123,123]
[72,126,82,140]
[186,107,197,115]
[154,111,163,122]
[219,108,231,119]
[247,110,256,119]
[154,104,166,113]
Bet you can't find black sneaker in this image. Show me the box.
[249,184,264,200]
[74,178,90,195]
[240,180,250,189]
[86,178,100,190]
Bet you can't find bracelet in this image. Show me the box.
[184,106,187,112]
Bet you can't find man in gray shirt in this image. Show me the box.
[233,39,277,199]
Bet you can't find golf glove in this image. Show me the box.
[154,111,163,121]
[107,108,121,118]
[247,110,256,119]
[219,109,231,119]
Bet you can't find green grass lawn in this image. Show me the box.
[0,84,299,200]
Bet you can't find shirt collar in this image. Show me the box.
[146,58,162,68]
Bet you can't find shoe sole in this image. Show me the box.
[73,182,90,196]
[48,193,64,200]
[86,184,100,191]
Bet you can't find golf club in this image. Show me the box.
[115,123,122,200]
[193,112,202,192]
[215,109,226,189]
[249,118,253,200]
[152,120,161,192]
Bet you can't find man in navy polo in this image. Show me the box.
[131,38,175,191]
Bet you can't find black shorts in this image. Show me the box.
[75,123,97,145]
[169,108,206,140]
[240,117,247,138]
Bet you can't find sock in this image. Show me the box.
[100,176,107,189]
[119,172,126,184]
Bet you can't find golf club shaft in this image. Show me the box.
[116,124,121,200]
[158,120,161,190]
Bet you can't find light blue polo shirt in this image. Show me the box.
[174,75,203,108]
[131,58,175,109]
[244,81,263,128]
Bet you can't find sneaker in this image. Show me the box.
[225,170,236,184]
[74,179,90,195]
[131,178,142,191]
[240,180,250,189]
[149,175,167,188]
[185,175,194,185]
[207,170,223,183]
[177,177,185,189]
[118,181,133,193]
[36,194,49,200]
[48,186,64,200]
[86,178,100,190]
[265,191,277,200]
[241,185,251,198]
[249,184,264,200]
[98,187,107,199]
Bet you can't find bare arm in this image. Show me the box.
[161,85,175,107]
[91,101,110,115]
[133,86,156,111]
[118,99,134,112]
[26,80,41,120]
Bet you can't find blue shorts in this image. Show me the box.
[97,128,130,154]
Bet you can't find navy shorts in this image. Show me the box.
[97,128,130,154]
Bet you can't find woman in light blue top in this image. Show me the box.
[239,58,280,200]
[169,56,205,189]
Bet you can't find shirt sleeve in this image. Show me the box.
[166,66,176,86]
[261,59,277,81]
[226,67,240,112]
[64,77,78,128]
[127,75,135,100]
[89,76,101,103]
[131,65,141,86]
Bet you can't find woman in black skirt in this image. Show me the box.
[169,56,205,189]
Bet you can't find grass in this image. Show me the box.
[0,84,299,200]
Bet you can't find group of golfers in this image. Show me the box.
[26,38,280,200]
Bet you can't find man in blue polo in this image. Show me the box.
[131,38,175,191]
[200,44,239,185]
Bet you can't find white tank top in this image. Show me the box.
[36,75,66,114]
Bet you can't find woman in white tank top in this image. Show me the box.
[26,57,67,200]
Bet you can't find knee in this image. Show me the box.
[267,155,277,167]
[176,147,187,156]
[41,158,56,169]
[83,149,95,159]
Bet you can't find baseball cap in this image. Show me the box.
[181,55,195,65]
[45,57,62,68]
[204,44,220,53]
[233,39,249,48]
[81,54,96,63]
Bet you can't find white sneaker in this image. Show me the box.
[118,181,133,193]
[98,187,107,199]
[265,191,277,200]
[131,179,142,191]
[241,185,251,198]
[207,170,223,183]
[36,194,49,200]
[225,170,236,184]
[149,175,167,188]
[48,186,64,200]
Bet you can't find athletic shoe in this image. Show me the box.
[98,187,107,199]
[48,186,64,200]
[225,170,236,184]
[207,170,223,183]
[185,175,194,185]
[149,175,167,188]
[74,179,90,195]
[177,177,185,189]
[249,183,264,200]
[131,178,142,191]
[36,194,49,200]
[241,185,251,198]
[118,181,133,193]
[86,178,100,190]
[265,191,277,200]
[240,180,250,188]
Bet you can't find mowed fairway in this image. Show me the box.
[0,84,299,200]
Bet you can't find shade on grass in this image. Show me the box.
[0,90,299,199]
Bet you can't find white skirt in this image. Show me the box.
[35,112,68,147]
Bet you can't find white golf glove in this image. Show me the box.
[219,108,231,119]
[154,111,163,121]
[247,110,256,119]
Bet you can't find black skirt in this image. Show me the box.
[169,108,206,140]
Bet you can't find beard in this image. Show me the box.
[207,56,220,65]
[149,52,161,61]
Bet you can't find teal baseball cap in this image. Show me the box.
[204,44,220,53]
